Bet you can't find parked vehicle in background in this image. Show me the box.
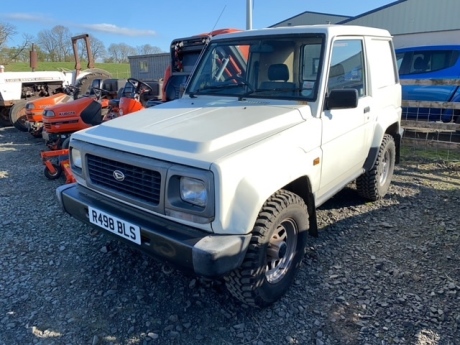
[396,45,460,123]
[19,34,112,135]
[57,25,403,308]
[160,28,242,103]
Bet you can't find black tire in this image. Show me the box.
[0,108,11,127]
[73,69,112,99]
[44,163,62,180]
[356,134,396,201]
[61,137,70,150]
[9,100,28,132]
[225,190,309,308]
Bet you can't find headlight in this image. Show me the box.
[165,167,214,224]
[180,177,207,207]
[43,110,55,117]
[71,148,82,169]
[26,103,35,110]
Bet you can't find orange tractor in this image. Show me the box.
[40,78,157,182]
[23,34,112,137]
[41,78,131,150]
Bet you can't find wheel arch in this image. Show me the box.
[211,147,321,238]
[363,121,402,172]
[283,176,318,238]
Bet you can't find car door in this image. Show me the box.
[319,38,372,194]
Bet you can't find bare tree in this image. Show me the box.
[6,33,34,62]
[108,43,136,63]
[137,44,163,55]
[37,25,72,62]
[90,36,107,62]
[0,22,16,49]
[107,43,121,63]
[76,35,107,64]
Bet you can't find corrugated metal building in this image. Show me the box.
[128,53,170,81]
[271,0,460,49]
[270,12,350,27]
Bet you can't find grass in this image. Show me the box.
[3,62,131,79]
[401,145,460,163]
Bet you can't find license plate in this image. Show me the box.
[88,206,141,245]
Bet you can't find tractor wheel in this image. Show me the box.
[9,100,28,132]
[73,69,112,99]
[0,108,11,127]
[44,163,63,180]
[356,134,396,201]
[224,190,309,308]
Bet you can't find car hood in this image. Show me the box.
[74,96,308,168]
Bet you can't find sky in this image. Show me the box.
[1,0,397,52]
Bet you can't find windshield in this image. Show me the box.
[186,34,324,101]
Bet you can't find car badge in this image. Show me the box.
[113,170,125,182]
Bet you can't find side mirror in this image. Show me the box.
[326,89,358,110]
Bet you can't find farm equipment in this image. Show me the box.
[160,28,241,103]
[40,78,156,184]
[41,78,128,150]
[41,78,156,150]
[1,34,112,132]
[40,149,75,184]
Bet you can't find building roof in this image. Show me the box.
[272,0,460,35]
[270,11,350,28]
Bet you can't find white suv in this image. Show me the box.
[57,25,403,307]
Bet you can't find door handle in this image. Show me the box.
[364,106,370,113]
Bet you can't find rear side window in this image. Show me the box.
[367,38,398,89]
[397,49,460,75]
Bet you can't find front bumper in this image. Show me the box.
[56,183,251,277]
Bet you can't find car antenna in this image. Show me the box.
[211,5,227,32]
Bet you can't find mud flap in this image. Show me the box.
[307,191,318,238]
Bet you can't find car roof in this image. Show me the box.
[211,25,392,41]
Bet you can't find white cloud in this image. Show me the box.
[2,12,51,22]
[80,23,156,37]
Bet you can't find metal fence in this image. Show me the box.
[400,79,460,162]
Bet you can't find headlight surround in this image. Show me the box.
[71,148,82,169]
[180,177,207,207]
[165,166,214,224]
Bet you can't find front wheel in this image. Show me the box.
[356,134,396,201]
[9,100,28,132]
[225,190,309,308]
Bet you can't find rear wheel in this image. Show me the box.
[73,69,112,99]
[225,190,309,308]
[356,134,395,201]
[9,100,28,132]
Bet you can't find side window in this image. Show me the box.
[400,49,460,75]
[328,40,365,97]
[301,43,322,97]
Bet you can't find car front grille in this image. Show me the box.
[87,154,161,205]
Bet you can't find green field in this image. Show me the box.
[3,62,131,79]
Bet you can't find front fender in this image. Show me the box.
[210,120,322,235]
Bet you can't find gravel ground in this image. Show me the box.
[1,126,459,345]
